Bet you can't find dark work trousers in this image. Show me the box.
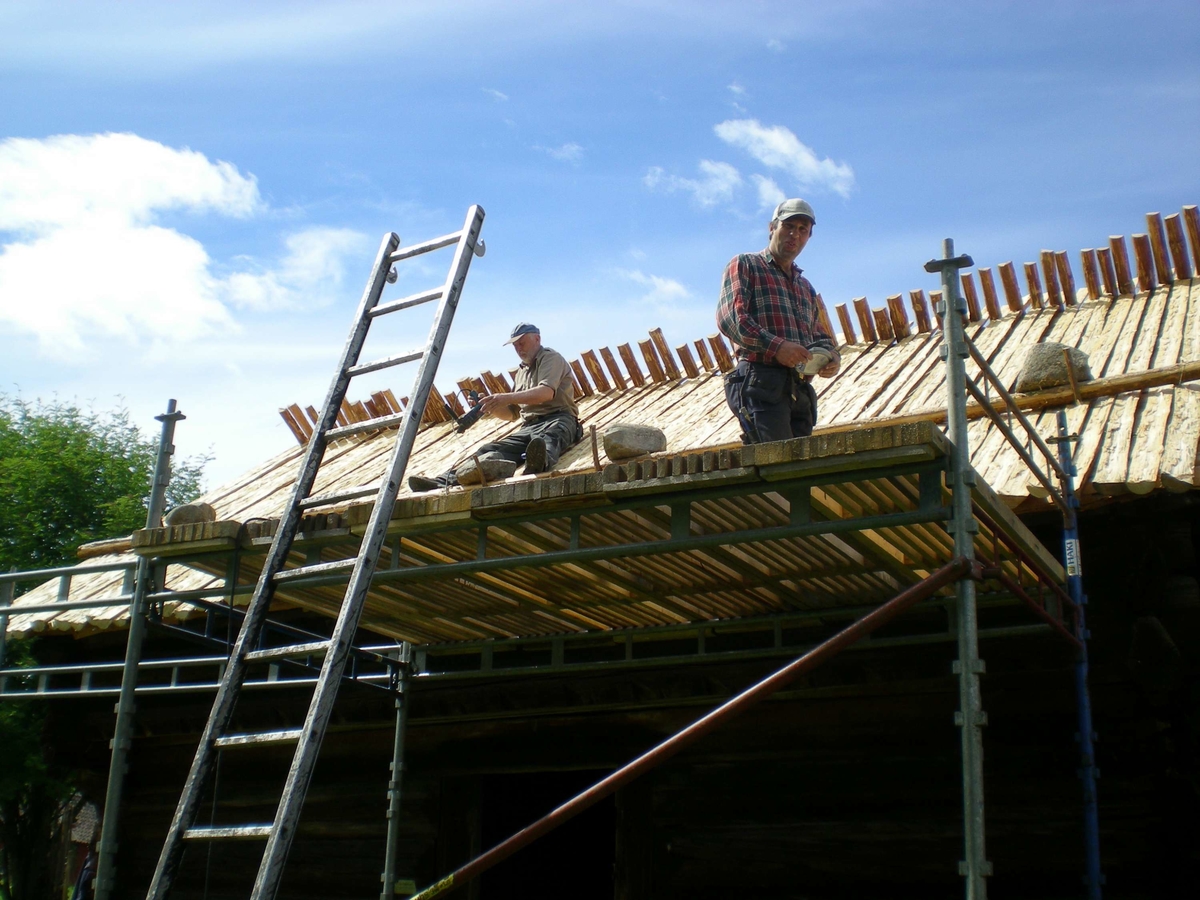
[723,359,818,443]
[435,412,583,486]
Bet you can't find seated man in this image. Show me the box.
[408,322,582,491]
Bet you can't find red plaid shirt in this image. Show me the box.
[716,249,839,366]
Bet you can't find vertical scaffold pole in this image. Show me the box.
[95,400,185,900]
[380,643,413,900]
[1054,410,1103,898]
[926,241,991,898]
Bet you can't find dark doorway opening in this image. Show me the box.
[480,770,615,900]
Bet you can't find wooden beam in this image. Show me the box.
[675,343,700,378]
[1110,235,1134,296]
[1146,212,1173,285]
[1023,262,1044,309]
[1080,249,1102,300]
[1132,233,1157,295]
[570,359,594,396]
[648,328,681,380]
[852,296,877,342]
[1054,251,1077,307]
[1097,247,1118,298]
[638,340,666,383]
[872,307,894,342]
[960,273,982,321]
[617,343,646,386]
[581,350,612,392]
[444,391,465,417]
[885,294,911,338]
[977,268,1002,320]
[1040,250,1061,308]
[909,289,932,333]
[835,303,857,344]
[929,291,943,329]
[279,406,310,444]
[998,261,1024,313]
[692,339,715,372]
[597,346,628,389]
[815,293,835,341]
[1164,213,1194,280]
[1184,206,1200,272]
[707,334,735,373]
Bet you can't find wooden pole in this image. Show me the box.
[886,294,912,338]
[1131,233,1157,295]
[599,347,628,389]
[1146,212,1173,284]
[1040,250,1062,307]
[637,340,666,383]
[873,307,895,341]
[960,273,982,321]
[909,289,933,333]
[835,303,857,344]
[1054,251,1078,307]
[648,329,681,380]
[1109,236,1134,295]
[707,334,735,373]
[691,339,715,373]
[1097,247,1118,298]
[998,262,1024,313]
[853,296,877,342]
[570,360,595,395]
[1182,206,1200,275]
[675,343,700,379]
[1164,214,1194,280]
[977,268,1002,320]
[618,343,646,386]
[1080,249,1102,300]
[581,350,611,391]
[1024,262,1044,309]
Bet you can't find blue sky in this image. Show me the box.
[2,1,1198,487]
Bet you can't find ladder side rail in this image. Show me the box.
[145,233,400,899]
[252,206,484,899]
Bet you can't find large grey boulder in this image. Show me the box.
[164,502,217,526]
[1015,342,1093,393]
[455,456,519,485]
[603,423,667,460]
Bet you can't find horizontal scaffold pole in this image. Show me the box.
[410,556,977,900]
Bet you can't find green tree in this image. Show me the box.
[0,396,208,574]
[0,397,209,898]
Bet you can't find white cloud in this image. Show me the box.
[715,118,855,197]
[751,174,786,210]
[538,142,583,162]
[0,132,366,356]
[766,38,785,52]
[643,160,742,207]
[728,82,746,96]
[618,269,691,308]
[223,228,370,311]
[483,87,509,102]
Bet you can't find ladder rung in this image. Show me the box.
[369,288,442,318]
[244,641,332,663]
[327,411,405,441]
[298,485,379,510]
[214,729,304,748]
[388,230,461,262]
[346,349,424,378]
[274,559,356,584]
[184,825,274,841]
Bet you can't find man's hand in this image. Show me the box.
[479,393,518,418]
[774,341,812,369]
[818,358,840,378]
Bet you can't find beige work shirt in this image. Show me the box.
[514,346,578,422]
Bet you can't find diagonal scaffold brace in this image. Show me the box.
[409,556,979,900]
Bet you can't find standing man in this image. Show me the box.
[717,198,840,443]
[408,322,582,491]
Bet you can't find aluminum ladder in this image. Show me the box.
[146,206,486,900]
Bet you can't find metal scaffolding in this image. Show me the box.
[0,238,1102,899]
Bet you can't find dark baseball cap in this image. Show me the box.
[503,322,540,345]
